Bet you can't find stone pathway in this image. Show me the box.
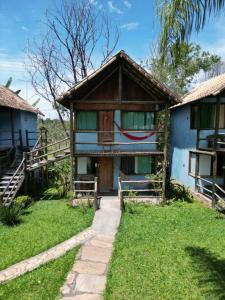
[60,196,121,300]
[0,227,95,284]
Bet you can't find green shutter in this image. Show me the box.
[122,112,154,130]
[77,112,97,130]
[136,157,152,174]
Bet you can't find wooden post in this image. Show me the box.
[118,65,122,102]
[23,152,28,194]
[162,104,169,202]
[94,177,99,210]
[25,130,29,148]
[195,128,200,192]
[70,103,75,191]
[118,177,125,211]
[19,129,23,147]
[212,96,220,207]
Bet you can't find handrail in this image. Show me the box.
[28,137,69,154]
[73,130,163,134]
[1,158,25,201]
[196,176,225,201]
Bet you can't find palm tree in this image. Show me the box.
[157,0,225,62]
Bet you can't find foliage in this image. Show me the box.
[157,0,225,64]
[105,203,225,299]
[41,187,61,200]
[47,158,71,198]
[165,180,195,204]
[0,203,24,226]
[38,118,69,143]
[147,42,220,95]
[124,190,138,214]
[14,195,32,208]
[0,199,93,270]
[0,248,78,300]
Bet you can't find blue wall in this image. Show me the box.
[0,108,37,149]
[170,98,225,191]
[75,110,157,153]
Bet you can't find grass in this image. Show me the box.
[0,199,93,270]
[105,201,225,300]
[0,247,78,300]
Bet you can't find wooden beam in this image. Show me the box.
[212,96,220,207]
[119,65,122,102]
[162,104,169,202]
[70,102,74,190]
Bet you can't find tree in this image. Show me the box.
[145,42,220,95]
[157,0,225,62]
[27,0,119,133]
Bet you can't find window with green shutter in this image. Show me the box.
[122,111,154,130]
[135,156,152,174]
[77,111,97,130]
[191,103,216,129]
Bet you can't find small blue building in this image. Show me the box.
[170,74,225,200]
[0,85,39,171]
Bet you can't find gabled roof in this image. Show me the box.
[0,85,39,114]
[172,73,225,109]
[57,50,180,107]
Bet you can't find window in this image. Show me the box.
[121,111,154,130]
[219,104,225,129]
[77,111,97,130]
[189,151,212,176]
[191,103,216,129]
[77,157,96,174]
[121,156,153,175]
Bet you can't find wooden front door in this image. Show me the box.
[99,111,114,143]
[98,157,113,192]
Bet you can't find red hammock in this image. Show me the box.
[114,122,158,141]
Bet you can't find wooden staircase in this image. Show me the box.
[0,137,70,206]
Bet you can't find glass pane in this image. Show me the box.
[190,105,199,129]
[77,111,97,130]
[136,156,152,174]
[200,104,215,129]
[121,157,135,174]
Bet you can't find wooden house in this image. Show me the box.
[0,85,40,174]
[170,73,225,204]
[58,50,178,201]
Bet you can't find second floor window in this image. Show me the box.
[77,111,97,130]
[191,103,225,129]
[121,111,154,130]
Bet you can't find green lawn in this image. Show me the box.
[105,202,225,300]
[0,200,93,270]
[0,247,78,300]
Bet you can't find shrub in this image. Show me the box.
[0,203,24,226]
[41,187,61,200]
[125,190,138,214]
[165,181,194,204]
[14,195,32,208]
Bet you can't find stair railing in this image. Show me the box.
[1,158,25,205]
[196,176,225,202]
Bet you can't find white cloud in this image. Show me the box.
[21,26,29,31]
[124,0,131,8]
[121,22,139,31]
[108,1,122,14]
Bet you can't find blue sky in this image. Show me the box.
[0,0,225,118]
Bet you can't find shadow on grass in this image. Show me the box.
[186,246,225,299]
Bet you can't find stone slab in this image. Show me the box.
[81,246,112,263]
[73,261,107,275]
[61,294,102,300]
[75,274,106,294]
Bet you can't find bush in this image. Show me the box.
[0,203,24,226]
[14,195,32,208]
[124,190,138,214]
[165,181,194,204]
[41,187,61,200]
